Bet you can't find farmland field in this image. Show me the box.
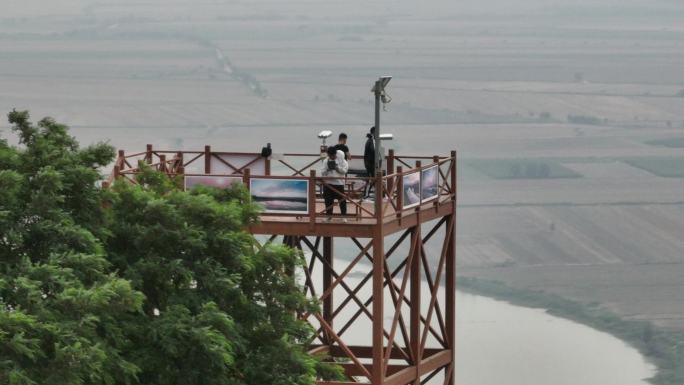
[2,0,684,345]
[623,157,684,177]
[466,159,581,179]
[647,138,684,148]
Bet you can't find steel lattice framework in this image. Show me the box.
[107,146,457,385]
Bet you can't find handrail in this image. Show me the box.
[106,146,457,221]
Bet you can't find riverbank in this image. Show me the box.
[457,276,684,385]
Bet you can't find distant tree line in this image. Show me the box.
[567,114,604,125]
[468,159,581,180]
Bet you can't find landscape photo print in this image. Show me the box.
[402,171,421,209]
[249,178,309,214]
[185,175,242,191]
[421,165,439,203]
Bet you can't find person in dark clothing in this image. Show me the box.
[320,146,349,220]
[363,126,376,198]
[333,133,350,160]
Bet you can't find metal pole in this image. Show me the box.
[374,80,383,178]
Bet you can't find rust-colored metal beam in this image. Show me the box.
[336,237,446,348]
[331,231,411,326]
[323,235,333,343]
[308,345,329,356]
[310,345,444,360]
[372,174,385,385]
[411,225,422,379]
[445,151,457,385]
[250,221,378,237]
[420,245,448,344]
[317,240,371,306]
[314,313,372,381]
[384,350,452,385]
[316,382,360,385]
[420,217,454,355]
[339,363,408,378]
[382,256,412,364]
[383,228,420,369]
[303,240,412,363]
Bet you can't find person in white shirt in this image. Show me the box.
[320,147,349,218]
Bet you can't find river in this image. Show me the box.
[456,291,655,385]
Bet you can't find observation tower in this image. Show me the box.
[106,144,457,385]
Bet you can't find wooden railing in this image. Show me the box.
[104,145,457,223]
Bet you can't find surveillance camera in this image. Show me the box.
[318,130,332,139]
[379,133,394,140]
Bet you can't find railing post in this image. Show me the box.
[387,149,395,193]
[451,151,457,199]
[118,150,125,170]
[309,170,316,227]
[178,166,185,190]
[146,144,153,164]
[205,145,211,174]
[396,166,403,219]
[433,156,440,209]
[242,168,251,189]
[374,168,383,220]
[175,151,185,189]
[113,165,120,178]
[176,151,184,173]
[159,154,166,173]
[415,161,421,211]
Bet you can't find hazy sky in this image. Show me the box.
[0,0,678,17]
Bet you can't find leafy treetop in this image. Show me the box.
[0,110,342,385]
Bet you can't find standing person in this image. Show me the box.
[363,126,376,199]
[321,146,349,221]
[334,133,351,160]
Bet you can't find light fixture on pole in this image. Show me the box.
[371,76,392,176]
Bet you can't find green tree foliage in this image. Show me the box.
[1,111,143,384]
[1,111,339,385]
[104,173,323,385]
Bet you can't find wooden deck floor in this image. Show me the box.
[250,196,454,237]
